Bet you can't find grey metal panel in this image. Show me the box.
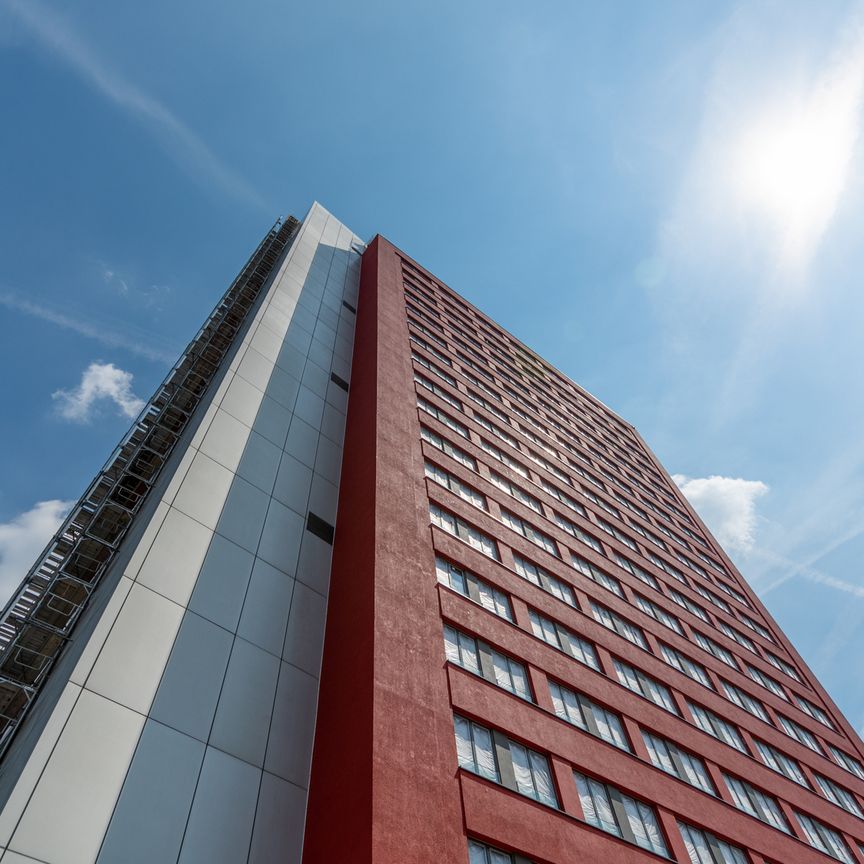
[283,417,320,469]
[275,342,307,381]
[306,339,333,371]
[257,500,304,576]
[235,431,281,495]
[300,360,329,397]
[209,638,280,767]
[266,367,301,413]
[264,663,319,787]
[237,559,295,657]
[215,476,270,554]
[294,531,332,596]
[97,720,205,864]
[251,395,292,449]
[281,583,326,675]
[188,535,255,632]
[272,453,314,515]
[283,325,312,354]
[248,772,306,864]
[177,747,260,864]
[150,613,233,742]
[307,473,339,525]
[292,386,325,428]
[313,437,342,485]
[319,403,347,446]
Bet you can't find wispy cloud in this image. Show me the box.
[673,473,769,555]
[52,361,145,422]
[0,499,73,605]
[0,289,177,363]
[2,0,266,210]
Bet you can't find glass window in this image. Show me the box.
[501,509,559,557]
[722,681,769,722]
[529,609,599,669]
[814,773,863,817]
[678,822,748,864]
[687,701,746,752]
[694,631,738,668]
[443,624,531,701]
[723,773,789,833]
[468,839,522,864]
[430,505,499,560]
[614,659,678,714]
[660,644,713,689]
[643,730,714,794]
[591,602,647,649]
[778,714,821,752]
[575,772,667,856]
[795,811,854,863]
[436,557,511,619]
[829,744,864,779]
[425,462,487,510]
[421,426,476,470]
[634,594,683,634]
[549,680,629,751]
[554,513,602,553]
[489,472,543,514]
[417,397,469,438]
[571,554,623,597]
[753,738,809,787]
[513,554,576,607]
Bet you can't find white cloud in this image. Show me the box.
[52,362,145,422]
[0,500,73,605]
[2,0,265,210]
[673,474,769,555]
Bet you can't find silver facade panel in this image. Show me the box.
[0,202,363,863]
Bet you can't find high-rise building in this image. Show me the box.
[0,203,862,864]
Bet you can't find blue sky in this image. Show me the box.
[2,0,864,732]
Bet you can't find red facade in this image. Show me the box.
[304,237,864,864]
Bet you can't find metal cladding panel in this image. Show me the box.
[0,203,364,864]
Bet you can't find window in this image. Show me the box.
[692,583,731,613]
[722,681,769,722]
[634,594,683,634]
[436,557,511,619]
[571,554,623,597]
[411,352,456,385]
[615,553,660,590]
[554,513,602,553]
[664,590,707,624]
[795,694,833,729]
[688,701,746,752]
[591,602,647,649]
[471,410,517,446]
[648,552,687,584]
[614,659,678,714]
[430,505,499,559]
[678,822,747,864]
[694,632,738,669]
[540,479,587,517]
[513,554,575,606]
[723,773,789,833]
[829,744,864,780]
[549,680,629,751]
[575,772,667,856]
[409,333,452,367]
[739,612,771,640]
[414,371,462,410]
[417,397,468,438]
[468,839,524,864]
[421,426,476,470]
[717,621,756,653]
[764,650,801,682]
[596,518,638,551]
[454,715,557,807]
[753,738,809,787]
[444,624,531,701]
[529,610,599,670]
[425,463,487,510]
[795,811,854,863]
[643,730,714,794]
[489,471,543,514]
[814,773,863,817]
[746,665,787,701]
[480,439,529,478]
[501,509,559,557]
[778,713,821,752]
[660,644,713,689]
